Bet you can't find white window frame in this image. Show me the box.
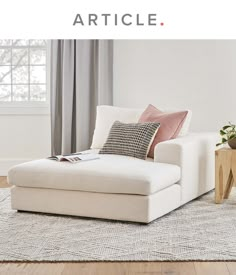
[0,40,50,115]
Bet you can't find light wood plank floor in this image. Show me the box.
[0,177,235,275]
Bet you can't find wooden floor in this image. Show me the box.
[0,177,235,275]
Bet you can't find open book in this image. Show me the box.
[48,153,99,163]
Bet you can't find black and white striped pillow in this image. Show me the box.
[99,121,160,160]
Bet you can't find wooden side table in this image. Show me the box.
[215,148,236,203]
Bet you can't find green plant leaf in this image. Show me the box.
[222,138,227,143]
[216,143,222,146]
[220,130,226,135]
[223,125,231,130]
[229,134,236,140]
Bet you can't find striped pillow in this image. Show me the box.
[99,121,160,160]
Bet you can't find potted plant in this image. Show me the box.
[216,122,236,149]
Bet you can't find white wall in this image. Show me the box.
[113,40,236,131]
[0,115,51,175]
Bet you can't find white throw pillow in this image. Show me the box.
[91,105,192,149]
[91,106,143,149]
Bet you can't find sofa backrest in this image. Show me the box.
[91,105,192,149]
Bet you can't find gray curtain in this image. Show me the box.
[50,40,113,155]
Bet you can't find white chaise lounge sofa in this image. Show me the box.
[8,106,217,223]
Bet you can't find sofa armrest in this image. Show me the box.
[154,133,218,204]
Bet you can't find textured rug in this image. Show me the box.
[1,188,236,261]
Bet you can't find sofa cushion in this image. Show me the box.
[91,105,192,149]
[91,105,143,149]
[8,152,181,196]
[99,121,160,159]
[138,104,188,158]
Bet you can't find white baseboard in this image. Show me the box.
[0,159,32,176]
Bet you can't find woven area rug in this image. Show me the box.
[1,188,236,261]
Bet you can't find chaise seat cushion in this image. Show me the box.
[8,153,181,196]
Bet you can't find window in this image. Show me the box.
[0,39,49,114]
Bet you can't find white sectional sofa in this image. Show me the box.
[8,106,217,223]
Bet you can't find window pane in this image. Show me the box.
[12,85,28,101]
[30,66,46,83]
[12,40,29,46]
[0,66,11,84]
[0,85,11,101]
[0,39,47,104]
[0,49,11,65]
[12,49,28,65]
[30,84,46,101]
[30,49,46,65]
[0,40,12,46]
[12,66,28,84]
[30,40,46,46]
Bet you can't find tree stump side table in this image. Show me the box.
[215,148,236,203]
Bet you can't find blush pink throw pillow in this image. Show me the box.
[138,104,188,158]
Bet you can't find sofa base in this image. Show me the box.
[11,184,181,223]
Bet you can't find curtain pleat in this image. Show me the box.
[50,40,113,155]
